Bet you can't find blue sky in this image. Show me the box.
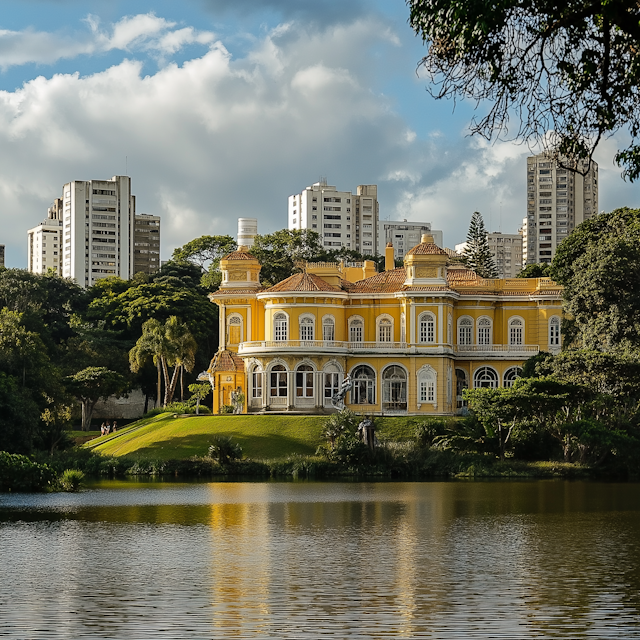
[1,0,637,267]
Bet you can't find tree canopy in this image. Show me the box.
[408,0,640,179]
[549,207,640,350]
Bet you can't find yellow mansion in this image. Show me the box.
[207,235,562,415]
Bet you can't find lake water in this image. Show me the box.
[1,480,639,639]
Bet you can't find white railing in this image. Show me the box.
[453,344,539,353]
[239,340,540,355]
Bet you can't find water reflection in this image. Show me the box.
[1,481,640,638]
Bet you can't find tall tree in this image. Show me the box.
[250,229,325,286]
[66,367,127,431]
[129,319,170,408]
[171,235,237,291]
[550,207,640,350]
[461,212,498,278]
[408,0,640,180]
[164,316,197,403]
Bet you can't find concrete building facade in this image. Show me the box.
[288,180,379,256]
[525,153,598,264]
[487,232,523,278]
[382,220,443,260]
[238,218,258,248]
[133,213,161,275]
[27,198,63,275]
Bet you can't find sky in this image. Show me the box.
[1,0,638,268]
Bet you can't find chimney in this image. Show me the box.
[385,242,395,271]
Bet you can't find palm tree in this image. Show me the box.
[129,319,171,408]
[164,316,197,404]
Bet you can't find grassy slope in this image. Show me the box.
[86,414,424,460]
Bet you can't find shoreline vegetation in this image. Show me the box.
[1,413,634,492]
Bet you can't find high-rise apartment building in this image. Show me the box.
[525,153,598,264]
[382,220,443,260]
[133,214,161,275]
[487,232,523,278]
[27,198,63,275]
[288,180,379,255]
[59,176,135,286]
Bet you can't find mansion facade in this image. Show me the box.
[207,236,562,415]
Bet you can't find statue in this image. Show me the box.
[357,416,377,451]
[331,373,352,410]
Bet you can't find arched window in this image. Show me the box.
[323,363,342,403]
[509,317,524,346]
[503,367,522,388]
[322,316,335,342]
[251,365,262,399]
[227,314,243,345]
[296,364,314,398]
[473,366,499,388]
[549,316,561,347]
[477,317,492,346]
[274,313,288,342]
[351,365,376,404]
[458,317,473,345]
[418,366,436,404]
[419,312,435,343]
[382,365,407,411]
[270,364,288,396]
[349,317,364,343]
[378,316,393,343]
[456,368,468,408]
[299,315,314,342]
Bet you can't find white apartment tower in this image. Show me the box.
[526,153,598,264]
[382,220,443,260]
[61,176,136,287]
[27,198,63,275]
[288,180,379,255]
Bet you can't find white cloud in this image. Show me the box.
[0,13,216,70]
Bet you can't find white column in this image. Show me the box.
[410,299,416,345]
[438,304,443,344]
[220,304,227,350]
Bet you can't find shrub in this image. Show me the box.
[0,451,56,492]
[322,409,360,447]
[219,405,235,415]
[208,436,243,464]
[59,469,85,492]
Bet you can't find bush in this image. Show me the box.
[219,405,235,415]
[322,409,360,447]
[208,436,243,464]
[0,451,56,492]
[59,469,85,492]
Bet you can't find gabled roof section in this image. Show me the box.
[405,241,448,256]
[264,272,344,293]
[446,266,483,285]
[349,267,407,293]
[209,350,244,373]
[222,250,256,261]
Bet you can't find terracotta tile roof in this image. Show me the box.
[349,268,406,293]
[222,250,256,261]
[264,272,344,293]
[406,241,448,256]
[446,267,483,285]
[209,350,244,373]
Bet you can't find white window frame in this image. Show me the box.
[549,316,561,346]
[377,315,393,343]
[269,364,288,397]
[419,312,436,344]
[273,312,288,342]
[349,316,364,343]
[503,367,522,388]
[350,365,376,405]
[458,316,474,345]
[477,316,492,346]
[299,315,315,342]
[417,365,437,405]
[295,364,314,398]
[322,315,335,342]
[508,317,524,346]
[473,366,499,389]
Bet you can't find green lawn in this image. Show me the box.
[85,413,426,460]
